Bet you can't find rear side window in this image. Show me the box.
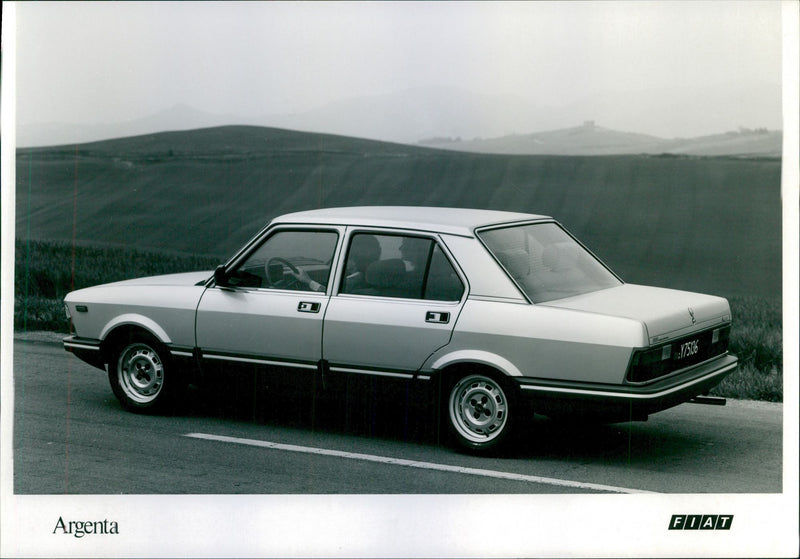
[478,222,620,303]
[424,245,464,301]
[340,233,464,301]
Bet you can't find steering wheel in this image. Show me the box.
[265,257,301,289]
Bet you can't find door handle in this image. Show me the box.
[298,301,321,313]
[425,311,450,324]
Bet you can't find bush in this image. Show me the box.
[14,296,70,333]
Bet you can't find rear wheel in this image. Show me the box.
[446,372,514,453]
[108,333,182,413]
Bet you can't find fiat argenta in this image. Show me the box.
[64,207,738,452]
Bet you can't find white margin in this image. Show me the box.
[0,0,18,546]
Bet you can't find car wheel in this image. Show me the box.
[108,334,179,413]
[446,372,514,452]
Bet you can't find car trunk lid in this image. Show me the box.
[541,284,731,343]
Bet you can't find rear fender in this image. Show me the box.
[428,349,522,377]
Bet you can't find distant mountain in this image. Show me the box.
[419,122,782,157]
[17,83,781,151]
[263,83,782,146]
[663,128,783,157]
[16,105,243,149]
[17,88,564,148]
[262,87,567,145]
[556,82,782,140]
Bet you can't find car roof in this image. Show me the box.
[272,206,551,237]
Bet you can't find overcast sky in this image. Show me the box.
[14,1,784,139]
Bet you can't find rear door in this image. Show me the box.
[322,230,467,379]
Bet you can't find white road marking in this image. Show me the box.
[184,432,655,494]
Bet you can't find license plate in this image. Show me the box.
[676,338,700,360]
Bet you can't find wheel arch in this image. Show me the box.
[432,361,516,410]
[100,314,172,345]
[429,349,523,379]
[99,320,171,365]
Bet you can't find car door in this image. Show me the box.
[322,230,467,379]
[195,227,342,373]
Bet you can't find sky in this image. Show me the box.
[13,1,785,141]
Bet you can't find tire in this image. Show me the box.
[108,333,181,413]
[446,372,514,453]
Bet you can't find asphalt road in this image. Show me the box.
[12,337,782,494]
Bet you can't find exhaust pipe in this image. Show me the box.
[688,395,727,406]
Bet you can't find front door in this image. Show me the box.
[195,227,341,373]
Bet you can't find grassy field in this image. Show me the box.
[14,240,782,402]
[711,295,782,401]
[16,125,781,299]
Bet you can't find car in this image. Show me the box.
[63,206,738,452]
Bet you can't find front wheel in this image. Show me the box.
[108,335,181,413]
[446,373,514,453]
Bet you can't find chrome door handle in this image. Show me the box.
[425,311,450,324]
[298,301,321,313]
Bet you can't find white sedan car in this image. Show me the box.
[64,207,738,452]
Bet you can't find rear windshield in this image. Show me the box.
[478,222,622,303]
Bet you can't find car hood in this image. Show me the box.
[95,271,213,288]
[540,284,731,343]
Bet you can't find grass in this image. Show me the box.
[13,240,783,401]
[14,239,220,332]
[709,295,783,402]
[710,362,782,402]
[727,295,782,372]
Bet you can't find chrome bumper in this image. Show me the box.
[516,354,738,419]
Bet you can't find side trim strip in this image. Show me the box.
[203,353,317,370]
[520,361,737,400]
[329,366,415,380]
[170,350,194,358]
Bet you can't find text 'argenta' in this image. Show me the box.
[53,517,119,538]
[669,514,733,530]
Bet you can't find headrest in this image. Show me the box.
[543,244,579,271]
[350,235,381,260]
[365,259,407,287]
[496,248,530,278]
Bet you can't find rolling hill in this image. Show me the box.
[15,125,782,299]
[17,82,782,149]
[419,123,783,157]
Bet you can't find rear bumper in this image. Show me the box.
[516,353,738,420]
[63,335,106,370]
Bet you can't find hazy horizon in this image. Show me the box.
[14,1,784,146]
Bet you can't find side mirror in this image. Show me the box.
[214,265,228,287]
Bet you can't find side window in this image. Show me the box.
[424,245,464,301]
[227,230,338,292]
[340,233,463,301]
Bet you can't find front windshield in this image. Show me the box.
[478,222,621,303]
